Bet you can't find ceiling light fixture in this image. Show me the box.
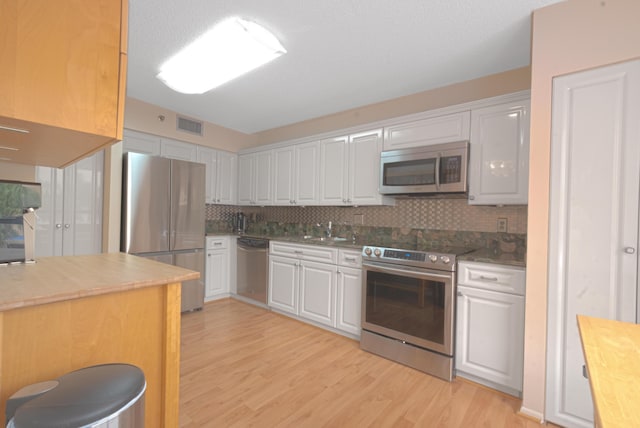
[156,17,286,94]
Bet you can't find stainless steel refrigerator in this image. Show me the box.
[121,152,206,312]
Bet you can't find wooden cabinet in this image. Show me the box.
[205,236,230,301]
[383,111,470,151]
[273,142,320,206]
[468,99,530,205]
[546,60,640,428]
[197,147,237,205]
[0,0,128,167]
[238,151,272,205]
[319,129,392,206]
[456,261,525,397]
[35,151,104,257]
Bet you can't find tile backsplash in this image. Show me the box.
[206,198,527,234]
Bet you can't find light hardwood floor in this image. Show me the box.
[180,298,547,427]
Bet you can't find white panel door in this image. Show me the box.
[216,151,237,205]
[268,255,298,315]
[336,266,361,336]
[272,147,295,205]
[122,129,161,155]
[254,151,273,205]
[299,260,336,327]
[205,249,229,299]
[35,151,103,257]
[456,285,524,393]
[160,138,197,161]
[348,129,383,205]
[197,146,217,204]
[294,141,319,205]
[546,60,640,428]
[237,154,254,205]
[319,136,349,205]
[468,99,530,205]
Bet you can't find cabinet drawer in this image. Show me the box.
[270,241,337,264]
[458,261,525,296]
[338,249,362,268]
[207,236,228,250]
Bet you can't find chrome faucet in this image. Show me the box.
[315,221,333,238]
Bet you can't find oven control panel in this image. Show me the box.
[362,246,458,270]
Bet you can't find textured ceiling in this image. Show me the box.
[126,0,562,134]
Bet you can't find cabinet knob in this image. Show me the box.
[469,195,475,200]
[55,223,62,229]
[624,247,636,254]
[64,224,70,229]
[457,291,464,297]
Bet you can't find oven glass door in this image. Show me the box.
[362,262,454,355]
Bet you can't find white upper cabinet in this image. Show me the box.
[197,147,237,205]
[319,136,349,205]
[122,129,161,155]
[238,151,272,205]
[36,151,104,257]
[160,137,198,162]
[383,111,470,151]
[319,129,392,206]
[348,129,388,205]
[468,99,530,205]
[273,142,320,206]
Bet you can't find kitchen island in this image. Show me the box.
[0,253,198,427]
[578,315,640,428]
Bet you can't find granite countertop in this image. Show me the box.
[459,248,526,267]
[0,253,199,312]
[208,232,526,266]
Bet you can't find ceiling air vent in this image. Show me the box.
[176,116,203,136]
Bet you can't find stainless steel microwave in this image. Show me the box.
[379,141,469,195]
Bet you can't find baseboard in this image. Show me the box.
[518,406,545,424]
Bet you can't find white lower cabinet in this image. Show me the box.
[205,236,230,301]
[268,242,362,337]
[299,261,336,327]
[455,261,525,396]
[268,255,299,315]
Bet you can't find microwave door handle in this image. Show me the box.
[435,153,441,190]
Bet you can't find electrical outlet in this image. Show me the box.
[497,218,508,233]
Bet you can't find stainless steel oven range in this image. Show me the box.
[360,244,474,381]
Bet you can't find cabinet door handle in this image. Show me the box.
[213,242,223,246]
[479,275,498,281]
[294,250,303,254]
[344,257,357,262]
[457,291,463,297]
[583,365,589,379]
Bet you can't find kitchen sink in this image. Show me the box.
[302,236,348,242]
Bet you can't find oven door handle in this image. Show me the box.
[362,261,452,280]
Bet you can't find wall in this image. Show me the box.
[254,67,531,145]
[207,199,527,235]
[523,0,640,421]
[123,97,257,152]
[0,161,34,182]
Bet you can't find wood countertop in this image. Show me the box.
[0,252,199,312]
[577,315,640,428]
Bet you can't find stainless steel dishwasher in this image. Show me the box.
[236,237,269,305]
